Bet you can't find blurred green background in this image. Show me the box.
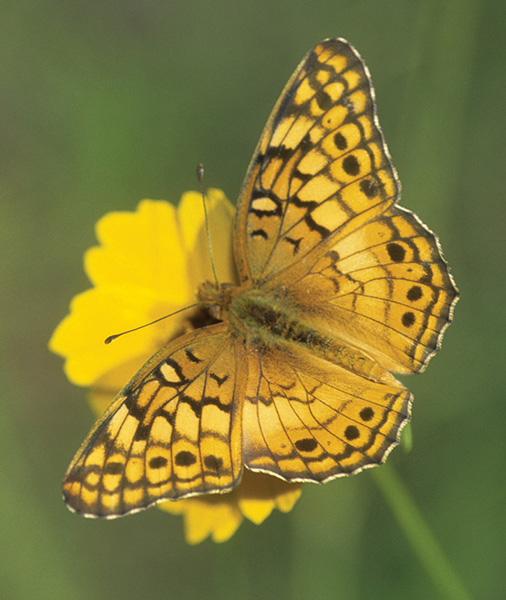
[1,0,504,598]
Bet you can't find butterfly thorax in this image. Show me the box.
[198,281,390,384]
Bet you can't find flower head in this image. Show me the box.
[50,189,301,543]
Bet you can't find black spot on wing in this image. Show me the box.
[359,407,374,422]
[342,154,360,176]
[334,131,348,150]
[315,88,332,111]
[149,456,168,469]
[387,242,406,263]
[407,285,423,302]
[125,391,147,421]
[285,236,302,255]
[210,372,229,387]
[299,133,312,153]
[251,228,268,240]
[257,144,296,166]
[175,451,196,467]
[360,178,379,199]
[134,423,151,441]
[185,349,202,363]
[204,455,223,472]
[402,312,416,328]
[104,462,123,475]
[344,425,360,441]
[295,438,318,452]
[327,249,340,264]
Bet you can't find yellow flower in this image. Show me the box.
[50,189,302,544]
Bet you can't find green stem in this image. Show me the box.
[372,463,473,600]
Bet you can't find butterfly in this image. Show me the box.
[63,38,458,517]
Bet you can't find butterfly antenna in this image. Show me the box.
[104,303,199,344]
[197,163,219,286]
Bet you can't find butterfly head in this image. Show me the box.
[197,280,237,321]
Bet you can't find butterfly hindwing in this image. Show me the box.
[282,206,458,373]
[242,342,411,481]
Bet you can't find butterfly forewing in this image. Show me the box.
[63,324,245,517]
[234,37,457,376]
[234,38,399,285]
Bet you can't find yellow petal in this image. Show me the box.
[159,496,243,545]
[273,483,303,513]
[238,471,303,524]
[87,354,152,416]
[49,285,180,386]
[178,189,236,286]
[86,200,191,306]
[158,470,302,543]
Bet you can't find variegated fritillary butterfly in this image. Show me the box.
[63,39,458,517]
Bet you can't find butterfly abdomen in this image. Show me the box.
[231,291,387,382]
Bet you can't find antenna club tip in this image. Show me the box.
[104,335,116,345]
[197,163,204,180]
